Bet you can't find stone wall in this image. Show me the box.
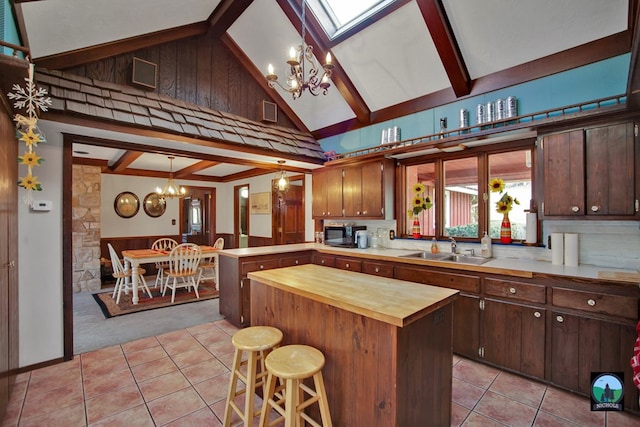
[72,165,101,292]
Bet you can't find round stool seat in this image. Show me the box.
[232,326,283,352]
[265,344,325,379]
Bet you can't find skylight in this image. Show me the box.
[308,0,395,40]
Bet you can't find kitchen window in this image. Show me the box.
[403,143,534,242]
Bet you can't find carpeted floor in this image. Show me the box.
[73,279,225,355]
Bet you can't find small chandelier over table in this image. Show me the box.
[265,0,334,99]
[274,160,289,193]
[156,156,186,200]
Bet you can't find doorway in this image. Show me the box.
[234,185,249,248]
[180,187,216,245]
[272,175,305,245]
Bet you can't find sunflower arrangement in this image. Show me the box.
[407,182,433,217]
[489,177,520,214]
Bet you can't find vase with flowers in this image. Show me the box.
[407,183,432,238]
[489,177,520,244]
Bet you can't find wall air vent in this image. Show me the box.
[131,57,157,89]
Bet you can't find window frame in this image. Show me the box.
[398,139,536,242]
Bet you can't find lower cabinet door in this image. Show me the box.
[550,311,638,412]
[453,294,481,359]
[482,299,545,379]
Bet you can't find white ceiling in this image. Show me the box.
[12,0,631,177]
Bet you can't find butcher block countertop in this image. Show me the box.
[248,264,459,327]
[221,242,640,285]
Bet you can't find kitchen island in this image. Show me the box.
[248,264,459,427]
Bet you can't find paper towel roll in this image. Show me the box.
[551,233,564,265]
[525,212,537,244]
[564,233,579,266]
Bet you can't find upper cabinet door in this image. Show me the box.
[585,122,636,216]
[542,130,585,216]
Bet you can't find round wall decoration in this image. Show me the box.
[143,192,166,218]
[114,191,140,218]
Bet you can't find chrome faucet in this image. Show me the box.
[450,237,457,254]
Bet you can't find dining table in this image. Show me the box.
[122,245,220,304]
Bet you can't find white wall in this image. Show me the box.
[18,132,64,367]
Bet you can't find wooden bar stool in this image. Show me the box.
[259,344,332,427]
[223,326,284,427]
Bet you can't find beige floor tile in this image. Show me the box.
[192,329,232,347]
[461,411,507,426]
[451,402,470,427]
[156,329,193,344]
[533,410,584,426]
[17,401,86,427]
[121,336,161,354]
[605,410,640,427]
[21,381,84,421]
[89,404,154,427]
[193,371,231,405]
[489,371,547,409]
[161,335,203,356]
[539,387,605,427]
[85,383,145,424]
[170,346,214,369]
[186,321,224,336]
[163,406,222,426]
[130,355,178,383]
[147,387,206,426]
[124,345,169,367]
[453,358,500,390]
[83,368,137,399]
[212,320,240,336]
[452,377,486,410]
[138,370,191,402]
[205,340,235,358]
[474,390,537,427]
[81,353,129,378]
[181,358,229,385]
[81,345,124,365]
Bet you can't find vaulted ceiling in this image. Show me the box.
[8,0,639,180]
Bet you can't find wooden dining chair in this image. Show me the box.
[198,237,224,288]
[107,243,153,304]
[151,237,178,292]
[163,243,202,303]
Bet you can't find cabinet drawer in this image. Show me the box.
[395,266,480,293]
[280,253,312,267]
[335,258,362,272]
[241,259,280,275]
[552,287,638,319]
[484,278,546,304]
[362,261,394,278]
[314,254,336,267]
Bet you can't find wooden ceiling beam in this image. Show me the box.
[175,160,221,178]
[33,22,209,69]
[207,0,254,38]
[417,0,470,97]
[110,150,143,173]
[220,168,273,182]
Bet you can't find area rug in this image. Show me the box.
[92,282,219,318]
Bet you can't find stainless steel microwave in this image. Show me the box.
[324,225,366,248]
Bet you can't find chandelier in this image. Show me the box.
[156,156,186,199]
[265,0,334,99]
[274,160,289,193]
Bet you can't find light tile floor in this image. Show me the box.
[2,319,639,426]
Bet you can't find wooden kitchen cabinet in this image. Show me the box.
[312,167,343,218]
[481,277,546,378]
[541,123,638,218]
[312,159,393,219]
[362,260,394,278]
[218,251,312,327]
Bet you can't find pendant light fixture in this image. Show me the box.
[156,156,186,199]
[265,0,334,99]
[274,160,289,193]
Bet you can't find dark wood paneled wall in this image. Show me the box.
[64,34,298,130]
[0,102,19,418]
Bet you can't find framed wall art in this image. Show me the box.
[250,192,271,215]
[142,192,166,218]
[114,191,140,218]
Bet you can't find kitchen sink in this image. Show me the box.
[400,252,491,265]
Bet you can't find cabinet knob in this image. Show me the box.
[587,299,596,306]
[375,267,380,273]
[357,211,361,215]
[363,210,367,215]
[345,263,350,268]
[556,315,564,323]
[322,212,326,215]
[509,287,516,294]
[591,205,600,212]
[321,260,325,265]
[571,206,580,213]
[259,264,264,269]
[295,260,299,265]
[534,311,541,318]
